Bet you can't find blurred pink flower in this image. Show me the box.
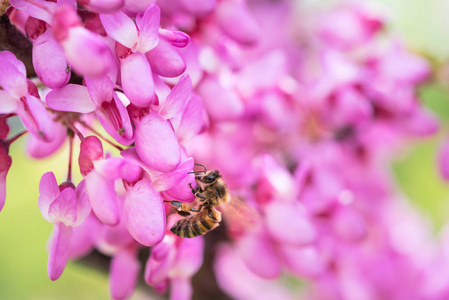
[145,215,204,300]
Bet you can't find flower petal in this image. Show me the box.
[120,147,154,178]
[68,215,95,259]
[158,29,189,48]
[92,157,142,183]
[440,138,449,181]
[32,29,70,89]
[135,112,181,172]
[85,171,120,225]
[158,75,192,120]
[176,94,206,144]
[121,0,154,16]
[171,236,204,277]
[96,214,136,254]
[279,245,326,278]
[26,120,67,159]
[146,38,186,78]
[17,94,55,142]
[196,75,244,121]
[332,206,366,242]
[100,10,138,49]
[161,174,196,202]
[120,52,155,107]
[265,201,316,246]
[46,84,96,113]
[151,158,194,191]
[170,278,193,300]
[84,75,114,107]
[145,235,176,287]
[215,244,292,300]
[79,136,104,176]
[83,0,124,13]
[124,179,165,246]
[0,50,26,77]
[177,0,215,17]
[48,223,73,281]
[135,4,160,53]
[61,27,114,78]
[95,93,135,146]
[0,169,8,213]
[0,90,19,113]
[10,0,56,25]
[0,56,27,100]
[73,180,91,227]
[401,107,439,137]
[216,1,259,46]
[0,145,11,212]
[39,172,60,222]
[236,230,281,279]
[109,247,140,300]
[48,187,78,226]
[261,154,297,200]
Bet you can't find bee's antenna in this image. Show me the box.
[194,163,207,171]
[188,163,207,174]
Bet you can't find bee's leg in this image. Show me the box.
[164,200,199,216]
[189,183,206,201]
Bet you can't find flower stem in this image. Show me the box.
[67,131,74,182]
[79,121,124,152]
[67,122,85,141]
[7,130,28,145]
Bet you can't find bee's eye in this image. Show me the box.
[204,175,215,183]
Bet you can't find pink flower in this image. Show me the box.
[38,172,91,280]
[124,179,166,247]
[78,136,141,226]
[0,123,12,212]
[52,5,115,77]
[215,0,260,46]
[109,246,141,300]
[134,112,181,172]
[131,75,203,172]
[319,2,384,50]
[145,215,204,299]
[0,51,55,141]
[439,137,449,181]
[78,0,125,13]
[100,4,161,107]
[25,17,70,89]
[121,147,195,246]
[215,244,294,300]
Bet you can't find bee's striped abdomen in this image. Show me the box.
[170,207,221,238]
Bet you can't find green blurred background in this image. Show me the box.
[2,0,449,299]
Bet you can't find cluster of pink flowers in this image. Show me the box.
[1,0,449,299]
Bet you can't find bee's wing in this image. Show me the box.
[218,196,261,236]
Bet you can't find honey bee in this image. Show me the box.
[165,165,229,238]
[190,168,230,207]
[165,164,259,238]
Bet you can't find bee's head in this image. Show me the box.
[197,170,221,184]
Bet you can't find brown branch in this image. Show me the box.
[0,13,35,77]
